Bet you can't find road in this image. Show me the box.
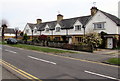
[0,45,119,81]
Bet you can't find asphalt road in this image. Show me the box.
[1,45,119,81]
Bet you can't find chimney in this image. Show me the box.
[57,14,63,22]
[36,19,42,24]
[91,7,98,16]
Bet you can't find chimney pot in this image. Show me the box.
[91,7,98,16]
[36,19,42,24]
[57,14,63,22]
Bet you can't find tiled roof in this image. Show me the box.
[27,23,37,30]
[27,9,120,31]
[4,28,15,34]
[37,15,91,31]
[100,10,120,26]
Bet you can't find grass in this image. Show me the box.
[107,58,120,65]
[8,44,76,54]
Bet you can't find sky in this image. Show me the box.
[1,0,120,31]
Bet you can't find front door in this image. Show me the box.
[69,38,72,44]
[107,38,113,49]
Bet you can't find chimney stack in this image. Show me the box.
[57,14,63,22]
[36,19,42,24]
[91,7,98,16]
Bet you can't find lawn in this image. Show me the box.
[9,44,77,54]
[107,58,120,65]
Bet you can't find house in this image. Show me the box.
[23,7,120,49]
[0,27,16,40]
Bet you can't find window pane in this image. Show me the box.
[75,25,81,31]
[94,22,105,29]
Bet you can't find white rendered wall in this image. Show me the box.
[69,20,83,35]
[86,11,119,34]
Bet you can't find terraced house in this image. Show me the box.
[23,7,120,49]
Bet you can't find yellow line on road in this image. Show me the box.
[1,62,34,80]
[0,60,42,81]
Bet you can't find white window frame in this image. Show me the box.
[34,29,37,33]
[75,25,81,31]
[56,27,61,32]
[26,29,29,33]
[93,22,105,30]
[45,28,49,32]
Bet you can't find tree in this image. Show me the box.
[83,32,102,49]
[23,33,28,43]
[100,31,107,48]
[38,35,48,46]
[15,27,19,39]
[1,19,8,42]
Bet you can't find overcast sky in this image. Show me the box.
[1,0,120,30]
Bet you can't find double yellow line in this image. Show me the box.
[0,59,42,81]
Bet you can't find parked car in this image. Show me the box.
[7,38,18,44]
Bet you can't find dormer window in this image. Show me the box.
[75,25,81,31]
[56,27,60,32]
[34,29,37,33]
[46,28,49,32]
[26,29,29,33]
[94,22,105,30]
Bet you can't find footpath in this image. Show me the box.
[47,47,119,63]
[0,66,22,81]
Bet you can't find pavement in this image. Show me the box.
[0,65,22,81]
[37,46,119,62]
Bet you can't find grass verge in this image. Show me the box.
[106,58,120,65]
[8,44,76,54]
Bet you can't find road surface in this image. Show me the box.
[1,45,119,81]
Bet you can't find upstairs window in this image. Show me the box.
[56,27,60,32]
[46,28,49,32]
[75,25,81,31]
[26,29,29,33]
[34,29,37,33]
[75,37,83,42]
[94,22,105,30]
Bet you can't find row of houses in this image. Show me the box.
[0,27,16,40]
[23,7,120,49]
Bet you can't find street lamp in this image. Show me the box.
[31,29,34,43]
[82,25,86,37]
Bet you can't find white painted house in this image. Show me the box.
[23,7,120,49]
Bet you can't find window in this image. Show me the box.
[75,37,83,42]
[75,25,81,31]
[46,28,49,32]
[26,29,29,33]
[94,22,105,30]
[56,27,60,32]
[34,29,37,33]
[55,37,61,41]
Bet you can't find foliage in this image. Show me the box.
[83,32,102,48]
[23,33,29,43]
[9,44,76,54]
[38,35,48,41]
[100,31,107,48]
[20,32,24,36]
[107,58,120,65]
[33,37,39,43]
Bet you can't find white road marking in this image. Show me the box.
[28,56,56,65]
[5,49,17,54]
[84,70,118,80]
